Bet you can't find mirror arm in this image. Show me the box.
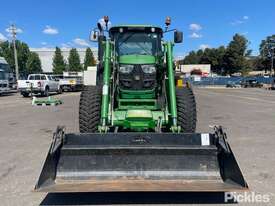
[163,28,177,34]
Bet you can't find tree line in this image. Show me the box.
[0,40,42,75]
[178,33,275,75]
[0,40,96,75]
[52,47,96,74]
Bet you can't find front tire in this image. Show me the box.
[79,86,101,133]
[58,86,63,94]
[176,87,197,133]
[42,87,49,97]
[21,92,29,98]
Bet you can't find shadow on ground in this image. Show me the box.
[40,192,236,205]
[0,92,17,97]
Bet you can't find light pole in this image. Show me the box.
[8,24,19,81]
[271,47,274,77]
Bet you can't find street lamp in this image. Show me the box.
[271,47,274,77]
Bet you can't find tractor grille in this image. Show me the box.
[119,65,156,90]
[0,83,8,88]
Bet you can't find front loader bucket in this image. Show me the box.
[35,126,248,192]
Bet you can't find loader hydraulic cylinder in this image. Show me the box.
[165,42,178,131]
[100,40,111,129]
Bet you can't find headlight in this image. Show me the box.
[141,65,156,74]
[119,65,134,73]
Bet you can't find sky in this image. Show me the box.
[0,0,274,57]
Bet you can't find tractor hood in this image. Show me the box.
[119,55,156,65]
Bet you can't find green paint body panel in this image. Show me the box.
[100,40,112,127]
[165,42,178,128]
[118,99,158,110]
[119,55,156,65]
[119,89,155,99]
[113,110,167,131]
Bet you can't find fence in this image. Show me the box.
[185,76,275,86]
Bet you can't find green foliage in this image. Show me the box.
[83,48,96,70]
[52,47,66,74]
[180,34,251,75]
[223,34,251,75]
[180,47,226,75]
[200,47,226,74]
[0,40,30,75]
[26,52,42,73]
[181,51,201,64]
[259,35,275,73]
[68,48,82,71]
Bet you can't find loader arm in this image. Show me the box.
[164,42,179,132]
[99,40,112,132]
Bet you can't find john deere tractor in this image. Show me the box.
[79,20,195,134]
[35,17,248,193]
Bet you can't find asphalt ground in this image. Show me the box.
[0,88,274,206]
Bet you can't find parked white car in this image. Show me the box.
[18,74,61,97]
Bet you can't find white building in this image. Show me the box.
[30,48,98,73]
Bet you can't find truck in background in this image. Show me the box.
[59,71,83,92]
[18,74,61,97]
[0,69,10,95]
[0,57,15,90]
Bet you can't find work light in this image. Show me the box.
[141,65,156,74]
[119,65,134,73]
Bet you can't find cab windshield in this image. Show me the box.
[0,71,5,80]
[115,32,161,56]
[0,63,10,72]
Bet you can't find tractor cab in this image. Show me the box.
[109,26,163,103]
[107,26,166,131]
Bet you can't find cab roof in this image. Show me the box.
[109,25,163,34]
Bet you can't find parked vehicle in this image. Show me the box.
[18,74,61,97]
[267,79,275,90]
[0,69,10,95]
[59,71,83,91]
[0,57,15,90]
[240,79,263,88]
[226,81,241,88]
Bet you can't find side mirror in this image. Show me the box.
[89,30,99,42]
[174,31,183,43]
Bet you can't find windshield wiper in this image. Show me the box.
[118,33,136,47]
[136,42,151,55]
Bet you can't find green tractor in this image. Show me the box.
[79,21,195,133]
[35,17,248,193]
